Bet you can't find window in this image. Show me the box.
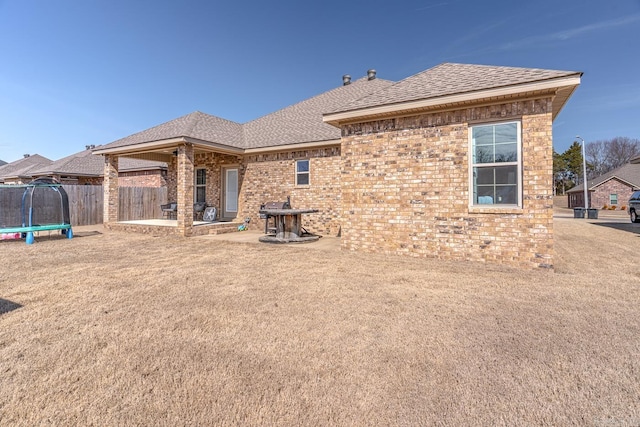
[610,194,618,205]
[195,168,206,203]
[470,121,521,207]
[296,160,310,186]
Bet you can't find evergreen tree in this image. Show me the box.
[563,141,585,185]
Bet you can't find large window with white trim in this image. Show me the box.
[470,121,521,206]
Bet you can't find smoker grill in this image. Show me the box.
[259,196,291,234]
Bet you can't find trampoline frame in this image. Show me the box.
[0,178,73,244]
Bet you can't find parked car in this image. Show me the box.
[629,190,640,223]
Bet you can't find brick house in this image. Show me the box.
[567,163,640,209]
[29,145,167,187]
[94,63,581,269]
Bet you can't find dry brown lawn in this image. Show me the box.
[1,212,639,426]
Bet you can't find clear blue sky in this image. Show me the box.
[1,0,639,163]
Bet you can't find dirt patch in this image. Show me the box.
[1,216,639,425]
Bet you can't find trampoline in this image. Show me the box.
[0,177,73,244]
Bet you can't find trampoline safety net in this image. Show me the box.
[0,178,71,228]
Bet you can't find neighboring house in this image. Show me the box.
[94,63,581,269]
[0,159,6,166]
[29,145,167,187]
[567,163,640,208]
[0,154,52,184]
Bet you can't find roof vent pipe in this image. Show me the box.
[367,69,376,80]
[342,74,351,86]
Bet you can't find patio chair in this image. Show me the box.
[161,202,177,219]
[193,202,207,220]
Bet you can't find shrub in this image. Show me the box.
[620,205,627,211]
[609,205,617,210]
[602,204,609,210]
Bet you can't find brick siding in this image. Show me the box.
[240,147,341,235]
[339,98,555,270]
[590,178,635,209]
[118,170,167,187]
[166,148,341,235]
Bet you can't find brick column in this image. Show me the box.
[103,154,119,224]
[177,143,194,236]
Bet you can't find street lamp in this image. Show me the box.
[575,136,588,212]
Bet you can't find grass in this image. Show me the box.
[1,212,639,426]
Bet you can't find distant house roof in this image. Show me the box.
[568,163,640,193]
[0,154,52,182]
[29,146,166,178]
[631,154,640,164]
[0,159,6,166]
[323,63,582,125]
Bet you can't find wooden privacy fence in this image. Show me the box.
[63,186,167,226]
[64,185,103,226]
[117,186,168,222]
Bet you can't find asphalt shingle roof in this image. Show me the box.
[568,163,640,193]
[98,77,393,151]
[105,111,244,150]
[97,63,579,152]
[243,77,393,148]
[0,154,52,181]
[331,63,581,113]
[29,147,166,177]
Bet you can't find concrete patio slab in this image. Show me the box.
[196,230,341,251]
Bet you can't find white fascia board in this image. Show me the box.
[92,138,188,155]
[323,75,582,124]
[244,139,341,154]
[92,137,245,156]
[183,137,244,154]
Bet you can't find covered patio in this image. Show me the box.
[93,112,246,237]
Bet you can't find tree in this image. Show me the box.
[586,137,640,177]
[553,143,584,195]
[553,150,569,195]
[585,140,606,178]
[563,141,585,185]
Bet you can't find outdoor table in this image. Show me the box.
[258,208,319,243]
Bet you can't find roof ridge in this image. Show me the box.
[183,111,202,136]
[329,62,581,115]
[243,77,394,126]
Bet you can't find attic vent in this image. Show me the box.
[367,69,376,80]
[85,144,96,150]
[342,75,351,86]
[23,154,30,158]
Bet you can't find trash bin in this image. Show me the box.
[573,208,585,218]
[587,208,598,219]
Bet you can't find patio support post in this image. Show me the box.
[103,154,119,224]
[176,143,194,236]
